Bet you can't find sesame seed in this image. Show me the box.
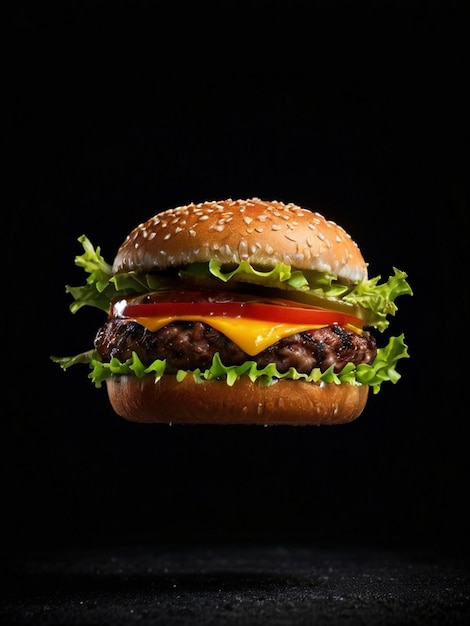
[220,244,232,256]
[238,239,248,259]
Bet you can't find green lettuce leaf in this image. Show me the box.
[65,236,412,332]
[342,268,413,332]
[51,334,409,395]
[65,235,169,313]
[207,259,311,290]
[65,235,114,313]
[208,259,412,332]
[53,236,411,395]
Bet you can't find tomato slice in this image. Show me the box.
[118,293,363,329]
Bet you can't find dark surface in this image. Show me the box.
[6,2,470,625]
[2,543,469,625]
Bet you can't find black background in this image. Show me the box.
[6,1,469,559]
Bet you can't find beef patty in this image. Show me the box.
[94,319,377,375]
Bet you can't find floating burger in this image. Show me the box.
[52,198,412,425]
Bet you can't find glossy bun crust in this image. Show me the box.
[106,375,369,426]
[113,198,368,283]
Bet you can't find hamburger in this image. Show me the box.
[52,198,412,425]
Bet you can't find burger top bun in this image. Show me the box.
[112,198,368,283]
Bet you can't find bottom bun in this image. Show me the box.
[105,375,369,425]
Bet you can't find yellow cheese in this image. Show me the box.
[133,315,326,356]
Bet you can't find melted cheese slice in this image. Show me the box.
[132,315,327,356]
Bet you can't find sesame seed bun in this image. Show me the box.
[107,198,371,425]
[113,198,368,283]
